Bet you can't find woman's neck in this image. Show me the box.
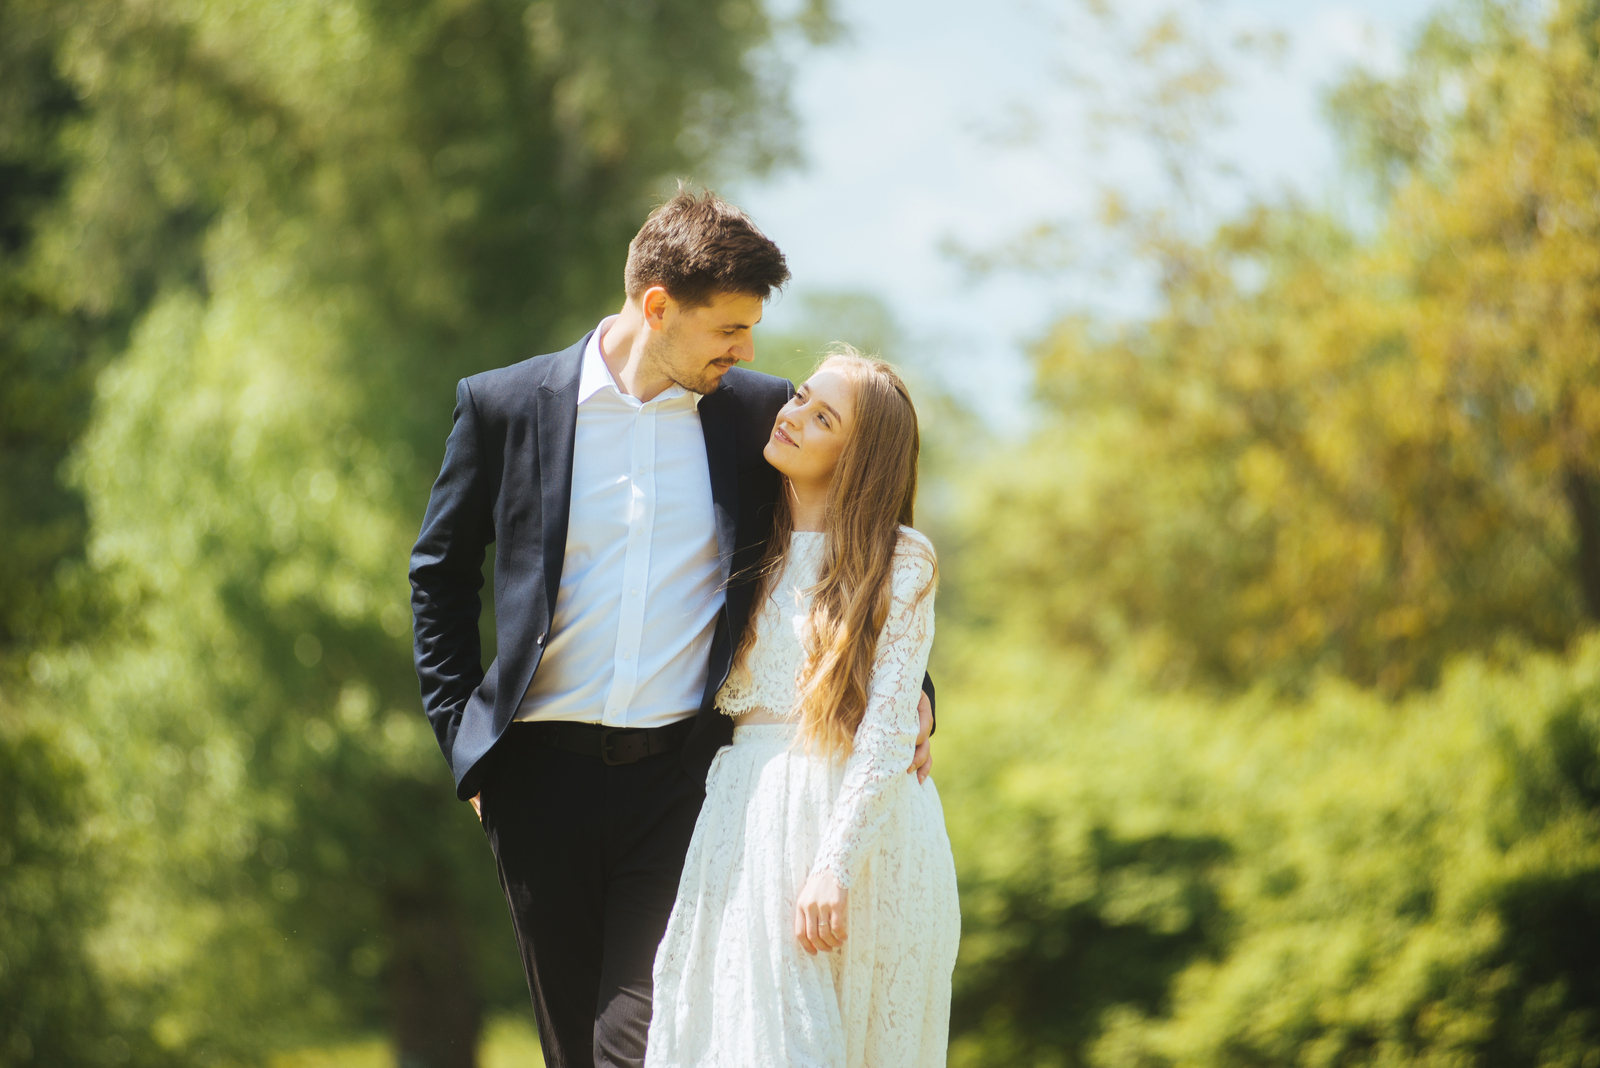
[788,479,829,532]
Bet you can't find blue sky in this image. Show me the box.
[730,0,1443,424]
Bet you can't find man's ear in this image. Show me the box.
[642,286,671,330]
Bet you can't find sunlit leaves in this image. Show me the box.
[4,0,816,1061]
[956,1,1600,694]
[940,630,1600,1068]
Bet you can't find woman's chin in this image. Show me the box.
[762,438,791,474]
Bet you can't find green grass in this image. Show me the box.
[271,1015,544,1068]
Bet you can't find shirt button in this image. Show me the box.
[630,589,639,596]
[622,653,631,660]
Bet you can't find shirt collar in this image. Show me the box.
[577,316,704,408]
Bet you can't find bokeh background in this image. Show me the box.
[4,0,1600,1066]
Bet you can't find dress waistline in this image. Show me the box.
[731,722,797,743]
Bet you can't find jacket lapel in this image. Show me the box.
[535,334,587,617]
[699,388,739,585]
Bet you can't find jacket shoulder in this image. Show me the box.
[463,349,558,397]
[716,366,794,408]
[460,334,589,416]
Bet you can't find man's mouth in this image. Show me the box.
[773,426,797,448]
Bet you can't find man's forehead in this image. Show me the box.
[700,292,764,327]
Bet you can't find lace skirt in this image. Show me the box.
[646,723,961,1068]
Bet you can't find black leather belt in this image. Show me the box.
[519,717,694,766]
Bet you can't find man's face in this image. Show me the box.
[648,290,764,395]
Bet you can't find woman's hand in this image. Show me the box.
[907,692,933,784]
[794,869,849,955]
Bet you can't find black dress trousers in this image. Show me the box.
[478,723,705,1068]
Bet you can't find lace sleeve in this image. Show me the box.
[810,536,936,889]
[714,661,757,718]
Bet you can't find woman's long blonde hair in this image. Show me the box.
[732,348,935,759]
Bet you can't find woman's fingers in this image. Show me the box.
[794,903,818,955]
[810,907,830,950]
[826,905,847,945]
[814,905,843,950]
[794,873,849,953]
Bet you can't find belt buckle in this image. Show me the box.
[599,728,626,766]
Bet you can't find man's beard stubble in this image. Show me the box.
[652,330,732,396]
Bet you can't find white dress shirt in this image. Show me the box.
[515,317,723,728]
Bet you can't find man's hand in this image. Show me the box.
[907,692,933,784]
[469,793,483,822]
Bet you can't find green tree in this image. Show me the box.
[954,0,1600,694]
[939,631,1600,1068]
[7,0,830,1064]
[0,0,118,654]
[936,1,1600,1063]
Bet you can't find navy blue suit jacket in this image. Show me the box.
[410,333,932,801]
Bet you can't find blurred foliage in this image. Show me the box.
[749,289,906,382]
[955,0,1600,695]
[938,0,1600,1064]
[0,0,103,653]
[0,0,821,1065]
[6,0,1600,1064]
[939,633,1600,1068]
[0,710,115,1067]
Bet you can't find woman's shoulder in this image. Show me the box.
[891,527,938,594]
[894,525,936,559]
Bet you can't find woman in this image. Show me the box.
[647,349,960,1067]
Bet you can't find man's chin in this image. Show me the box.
[683,367,734,394]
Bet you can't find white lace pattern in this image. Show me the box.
[712,530,829,722]
[648,527,960,1068]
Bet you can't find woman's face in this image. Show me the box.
[764,362,856,491]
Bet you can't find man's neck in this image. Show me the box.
[599,305,673,402]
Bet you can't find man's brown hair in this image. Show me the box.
[624,188,790,308]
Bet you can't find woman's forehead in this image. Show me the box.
[801,364,854,406]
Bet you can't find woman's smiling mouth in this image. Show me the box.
[773,426,798,448]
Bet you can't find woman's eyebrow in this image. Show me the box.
[796,383,841,424]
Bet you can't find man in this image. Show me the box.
[409,190,933,1068]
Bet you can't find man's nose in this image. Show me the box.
[734,339,755,363]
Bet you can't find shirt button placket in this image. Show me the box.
[615,403,655,725]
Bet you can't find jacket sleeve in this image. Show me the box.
[409,378,495,762]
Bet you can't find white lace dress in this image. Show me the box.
[646,527,960,1068]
